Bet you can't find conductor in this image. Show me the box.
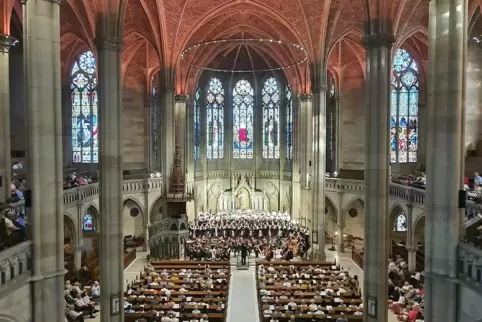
[240,243,248,265]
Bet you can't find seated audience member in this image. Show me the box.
[3,210,23,246]
[336,312,348,322]
[90,281,100,301]
[74,293,96,318]
[65,305,84,321]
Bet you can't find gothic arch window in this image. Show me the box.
[286,86,293,160]
[206,77,225,159]
[194,87,201,160]
[83,212,95,231]
[262,77,280,159]
[71,51,98,163]
[151,76,157,163]
[233,79,254,159]
[394,213,407,232]
[391,48,419,164]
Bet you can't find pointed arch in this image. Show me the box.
[71,50,98,164]
[233,79,254,159]
[285,85,293,160]
[194,86,201,160]
[206,77,225,160]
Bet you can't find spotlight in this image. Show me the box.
[333,171,338,178]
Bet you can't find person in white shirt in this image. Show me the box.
[282,279,291,287]
[308,299,318,312]
[200,314,209,322]
[353,310,363,316]
[75,294,95,318]
[287,298,297,309]
[192,306,201,314]
[90,281,100,300]
[160,312,171,322]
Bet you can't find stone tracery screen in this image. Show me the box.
[233,79,254,159]
[206,77,225,159]
[286,86,293,160]
[194,87,201,160]
[71,51,98,164]
[262,77,280,159]
[391,48,419,164]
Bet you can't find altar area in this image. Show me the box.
[217,175,268,211]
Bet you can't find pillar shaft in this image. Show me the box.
[23,0,65,321]
[175,95,188,180]
[311,85,327,261]
[0,35,16,202]
[406,247,417,272]
[362,32,393,322]
[96,36,124,322]
[185,96,194,185]
[424,1,467,320]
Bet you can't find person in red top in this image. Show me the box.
[464,176,469,186]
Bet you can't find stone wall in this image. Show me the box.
[0,281,32,322]
[123,64,147,170]
[340,63,365,170]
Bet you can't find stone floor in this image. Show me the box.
[89,248,398,322]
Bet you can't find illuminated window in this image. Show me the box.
[71,51,98,163]
[83,213,95,231]
[261,77,280,159]
[394,213,407,232]
[233,79,254,159]
[194,87,201,160]
[206,78,224,159]
[391,48,419,163]
[286,86,293,160]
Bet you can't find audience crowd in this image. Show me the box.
[124,261,230,322]
[64,279,100,321]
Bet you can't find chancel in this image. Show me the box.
[0,1,481,322]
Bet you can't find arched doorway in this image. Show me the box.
[389,205,408,256]
[343,199,365,250]
[123,198,144,250]
[64,214,77,277]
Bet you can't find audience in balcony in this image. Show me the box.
[0,209,25,249]
[64,172,93,190]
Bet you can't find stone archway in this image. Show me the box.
[324,197,337,236]
[123,198,145,240]
[342,198,365,248]
[64,214,77,274]
[413,215,425,249]
[388,204,408,257]
[236,187,251,210]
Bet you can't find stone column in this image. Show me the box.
[298,94,313,251]
[96,36,124,322]
[291,94,301,219]
[337,192,345,253]
[175,95,188,179]
[0,35,17,202]
[334,94,342,172]
[406,246,417,272]
[362,32,393,322]
[424,1,467,321]
[311,84,327,261]
[185,96,194,184]
[23,0,65,321]
[143,224,149,252]
[157,74,175,193]
[74,245,82,270]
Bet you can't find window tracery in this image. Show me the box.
[233,79,254,159]
[262,77,280,159]
[206,77,224,159]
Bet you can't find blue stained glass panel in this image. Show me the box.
[286,87,293,160]
[71,51,98,164]
[391,48,419,163]
[194,87,201,160]
[83,213,94,231]
[233,79,254,159]
[206,78,224,159]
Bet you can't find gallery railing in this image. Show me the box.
[0,241,32,289]
[458,242,482,293]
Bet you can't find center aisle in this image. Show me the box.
[227,266,260,322]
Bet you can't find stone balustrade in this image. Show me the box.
[0,241,32,288]
[458,242,482,292]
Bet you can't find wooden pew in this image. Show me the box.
[256,261,363,321]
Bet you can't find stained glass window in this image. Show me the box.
[206,78,224,159]
[394,213,407,232]
[286,86,293,160]
[391,48,419,163]
[71,51,98,164]
[151,76,157,163]
[194,87,201,160]
[262,78,280,159]
[83,213,94,231]
[233,79,254,159]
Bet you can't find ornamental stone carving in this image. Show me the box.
[0,242,32,271]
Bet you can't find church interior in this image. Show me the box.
[0,0,482,322]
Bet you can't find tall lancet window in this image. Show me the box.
[262,77,280,159]
[194,87,201,160]
[206,77,225,159]
[233,79,254,159]
[286,86,293,160]
[391,48,419,163]
[151,76,157,163]
[71,50,98,163]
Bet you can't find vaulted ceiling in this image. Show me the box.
[1,0,482,93]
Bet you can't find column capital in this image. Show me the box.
[42,0,62,4]
[175,95,189,102]
[406,246,417,252]
[0,34,18,53]
[311,84,328,93]
[363,32,394,49]
[95,37,123,52]
[298,93,312,101]
[405,203,414,210]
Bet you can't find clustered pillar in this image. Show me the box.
[23,0,65,321]
[424,0,467,320]
[96,35,124,322]
[362,31,393,322]
[0,34,17,202]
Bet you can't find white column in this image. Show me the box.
[23,0,65,321]
[175,95,188,180]
[0,35,17,202]
[362,32,393,322]
[143,225,149,252]
[311,83,327,261]
[74,245,82,270]
[406,246,417,272]
[96,36,124,322]
[424,1,466,320]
